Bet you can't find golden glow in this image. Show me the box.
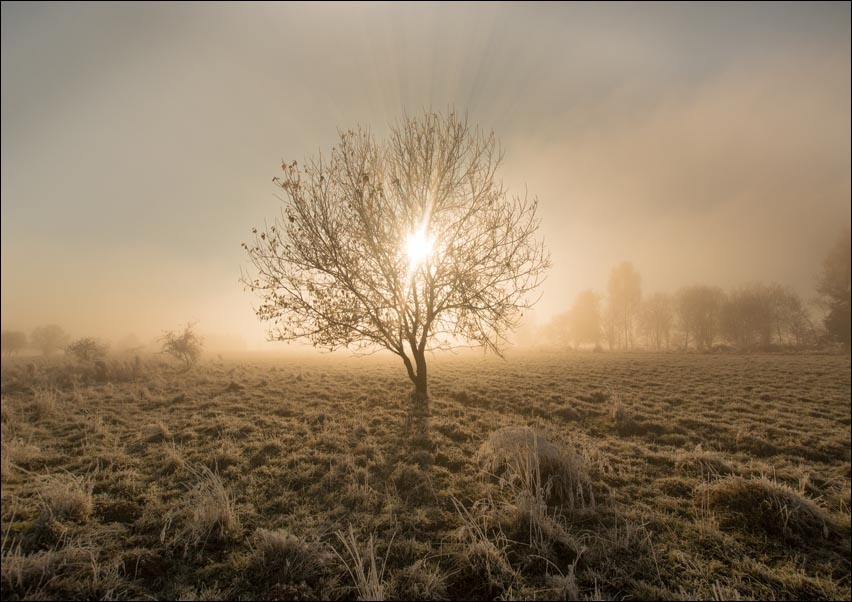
[405,225,434,272]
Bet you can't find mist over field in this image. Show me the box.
[1,3,850,601]
[1,2,849,349]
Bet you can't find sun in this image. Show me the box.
[405,225,434,272]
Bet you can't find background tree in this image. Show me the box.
[566,290,602,348]
[30,324,69,356]
[242,112,549,407]
[606,262,641,349]
[66,337,109,362]
[816,229,851,349]
[160,323,204,368]
[719,283,814,349]
[542,311,572,347]
[676,286,723,350]
[771,286,815,347]
[1,330,27,356]
[720,284,775,349]
[639,292,673,350]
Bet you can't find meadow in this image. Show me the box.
[1,350,849,600]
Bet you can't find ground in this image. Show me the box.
[1,350,850,600]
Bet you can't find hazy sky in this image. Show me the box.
[2,2,849,349]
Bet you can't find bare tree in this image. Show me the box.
[816,228,851,350]
[542,310,572,347]
[606,262,641,349]
[719,283,814,350]
[676,286,723,351]
[30,324,69,356]
[1,330,27,356]
[160,323,204,368]
[242,111,550,408]
[771,286,815,347]
[639,292,673,350]
[66,337,109,362]
[720,284,775,349]
[602,305,617,351]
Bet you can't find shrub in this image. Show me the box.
[160,323,203,368]
[66,337,108,362]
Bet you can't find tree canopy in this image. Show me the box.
[243,111,550,403]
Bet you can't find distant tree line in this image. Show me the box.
[1,322,206,366]
[545,229,850,352]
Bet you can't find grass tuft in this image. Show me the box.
[334,525,392,601]
[697,474,845,542]
[475,426,595,512]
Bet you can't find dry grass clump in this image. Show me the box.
[169,464,241,551]
[387,558,448,601]
[1,423,41,478]
[475,426,594,512]
[334,526,392,601]
[697,475,844,542]
[674,446,736,477]
[447,496,517,600]
[38,473,94,524]
[175,583,228,601]
[32,386,59,420]
[390,462,433,504]
[247,528,331,586]
[159,440,185,476]
[496,493,580,570]
[1,539,93,598]
[142,420,172,444]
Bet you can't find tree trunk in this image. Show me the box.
[413,350,428,410]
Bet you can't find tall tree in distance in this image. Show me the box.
[676,286,724,351]
[567,290,602,348]
[1,331,27,356]
[606,262,642,349]
[242,111,550,408]
[639,292,674,350]
[816,229,851,350]
[720,284,775,349]
[30,324,69,356]
[771,286,815,347]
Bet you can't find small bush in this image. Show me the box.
[160,323,204,368]
[66,337,108,362]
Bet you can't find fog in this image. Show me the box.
[2,2,849,350]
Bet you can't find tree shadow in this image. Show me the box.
[383,394,435,474]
